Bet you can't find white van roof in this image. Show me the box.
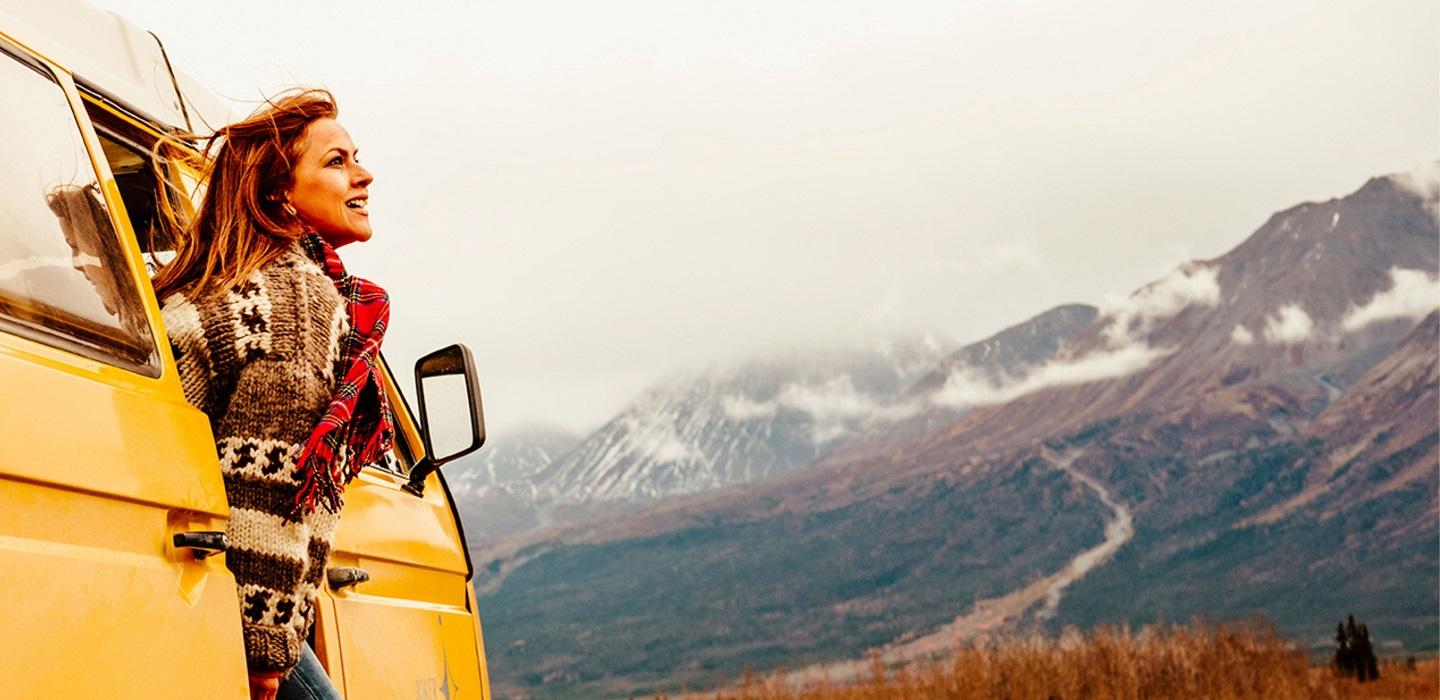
[0,0,236,133]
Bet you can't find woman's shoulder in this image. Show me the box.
[160,245,345,364]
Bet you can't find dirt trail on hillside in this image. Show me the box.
[784,448,1133,686]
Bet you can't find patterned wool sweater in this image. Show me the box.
[161,241,351,674]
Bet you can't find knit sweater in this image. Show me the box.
[161,241,351,674]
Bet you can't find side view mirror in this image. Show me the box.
[403,343,486,497]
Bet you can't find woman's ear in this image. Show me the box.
[268,191,298,219]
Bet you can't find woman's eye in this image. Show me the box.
[328,157,344,166]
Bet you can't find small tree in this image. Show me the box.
[1332,615,1380,682]
[1332,622,1352,677]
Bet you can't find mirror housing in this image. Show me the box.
[403,343,486,497]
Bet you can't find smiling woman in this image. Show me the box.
[151,89,394,700]
[286,118,374,248]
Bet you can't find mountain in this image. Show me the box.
[456,337,951,547]
[834,303,1100,461]
[475,170,1439,699]
[891,172,1437,460]
[460,308,1098,548]
[447,423,581,493]
[444,424,581,540]
[531,337,949,503]
[1053,311,1438,646]
[907,303,1100,397]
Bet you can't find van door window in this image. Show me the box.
[0,49,160,376]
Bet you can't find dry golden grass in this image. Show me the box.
[674,623,1438,700]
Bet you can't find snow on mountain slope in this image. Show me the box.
[445,423,581,496]
[530,336,950,503]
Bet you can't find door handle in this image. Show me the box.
[173,531,228,559]
[327,566,370,590]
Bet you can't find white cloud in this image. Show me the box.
[720,395,777,421]
[718,375,927,447]
[869,400,925,422]
[924,262,1210,411]
[640,432,700,463]
[1262,304,1314,344]
[1230,324,1255,345]
[932,343,1171,408]
[1391,162,1440,212]
[1341,267,1440,332]
[809,422,851,447]
[620,412,704,464]
[776,376,877,421]
[1100,265,1221,346]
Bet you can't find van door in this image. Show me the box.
[0,43,249,698]
[322,370,490,699]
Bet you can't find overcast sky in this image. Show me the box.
[94,0,1439,435]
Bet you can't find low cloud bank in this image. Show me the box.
[1341,267,1440,332]
[720,375,921,447]
[1390,162,1440,216]
[719,264,1229,440]
[932,343,1170,408]
[619,411,704,464]
[929,265,1214,410]
[1262,304,1314,344]
[1100,265,1221,345]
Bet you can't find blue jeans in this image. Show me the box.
[278,643,342,700]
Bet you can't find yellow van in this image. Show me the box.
[0,2,492,697]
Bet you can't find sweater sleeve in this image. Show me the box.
[201,265,346,675]
[160,293,215,415]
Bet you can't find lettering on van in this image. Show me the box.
[416,614,459,699]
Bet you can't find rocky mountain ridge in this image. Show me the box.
[469,169,1438,699]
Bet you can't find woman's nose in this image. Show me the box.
[354,164,374,187]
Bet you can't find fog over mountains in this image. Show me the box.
[452,167,1438,699]
[449,308,1103,542]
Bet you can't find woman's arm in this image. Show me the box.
[197,260,348,677]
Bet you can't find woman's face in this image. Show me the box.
[286,117,373,247]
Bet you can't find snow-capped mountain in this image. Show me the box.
[445,423,580,496]
[530,336,950,503]
[457,306,1104,546]
[443,424,581,541]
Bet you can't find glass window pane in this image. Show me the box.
[0,51,159,374]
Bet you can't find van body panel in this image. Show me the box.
[332,599,485,699]
[327,468,487,698]
[0,347,227,514]
[0,476,249,697]
[331,469,469,578]
[1,4,492,695]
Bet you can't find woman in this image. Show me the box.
[153,89,393,700]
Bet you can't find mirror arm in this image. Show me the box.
[403,456,437,498]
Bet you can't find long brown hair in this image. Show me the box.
[151,88,338,299]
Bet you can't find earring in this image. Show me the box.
[283,202,298,218]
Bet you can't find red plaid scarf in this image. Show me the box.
[292,233,395,516]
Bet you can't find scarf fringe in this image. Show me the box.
[290,233,395,518]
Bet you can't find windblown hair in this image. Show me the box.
[151,88,338,299]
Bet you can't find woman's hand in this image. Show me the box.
[248,671,283,700]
